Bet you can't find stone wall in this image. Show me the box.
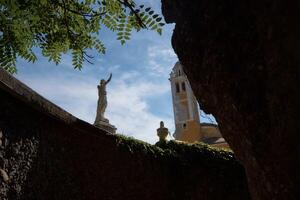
[0,69,250,200]
[161,0,300,199]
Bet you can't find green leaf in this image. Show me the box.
[146,18,152,25]
[149,21,155,27]
[151,24,158,30]
[157,28,162,35]
[153,14,158,19]
[156,17,162,22]
[72,49,83,70]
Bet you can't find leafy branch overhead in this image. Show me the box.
[0,0,165,73]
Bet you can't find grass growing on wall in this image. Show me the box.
[114,134,248,197]
[115,134,238,168]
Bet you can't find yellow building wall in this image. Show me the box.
[174,95,202,143]
[175,120,202,143]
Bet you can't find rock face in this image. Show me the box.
[161,0,300,199]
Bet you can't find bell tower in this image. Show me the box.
[169,62,202,142]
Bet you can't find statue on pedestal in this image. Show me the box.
[155,121,169,147]
[94,73,116,133]
[157,121,169,142]
[94,73,112,124]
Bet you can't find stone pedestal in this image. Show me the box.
[94,120,117,134]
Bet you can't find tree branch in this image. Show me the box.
[54,0,106,19]
[82,50,94,64]
[117,0,146,28]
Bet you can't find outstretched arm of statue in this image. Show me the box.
[105,73,112,85]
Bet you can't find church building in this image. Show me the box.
[169,62,229,148]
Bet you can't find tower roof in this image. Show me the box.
[170,61,185,79]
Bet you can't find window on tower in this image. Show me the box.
[178,70,181,76]
[182,82,186,91]
[176,83,180,93]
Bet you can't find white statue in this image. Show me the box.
[94,73,112,125]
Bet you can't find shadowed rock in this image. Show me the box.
[161,0,300,199]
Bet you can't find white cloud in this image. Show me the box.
[17,73,98,122]
[146,45,177,77]
[17,70,173,144]
[107,64,120,73]
[106,71,173,143]
[148,46,177,61]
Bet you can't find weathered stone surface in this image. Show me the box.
[0,169,9,182]
[161,0,300,199]
[94,120,117,134]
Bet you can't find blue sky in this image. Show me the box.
[14,0,215,144]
